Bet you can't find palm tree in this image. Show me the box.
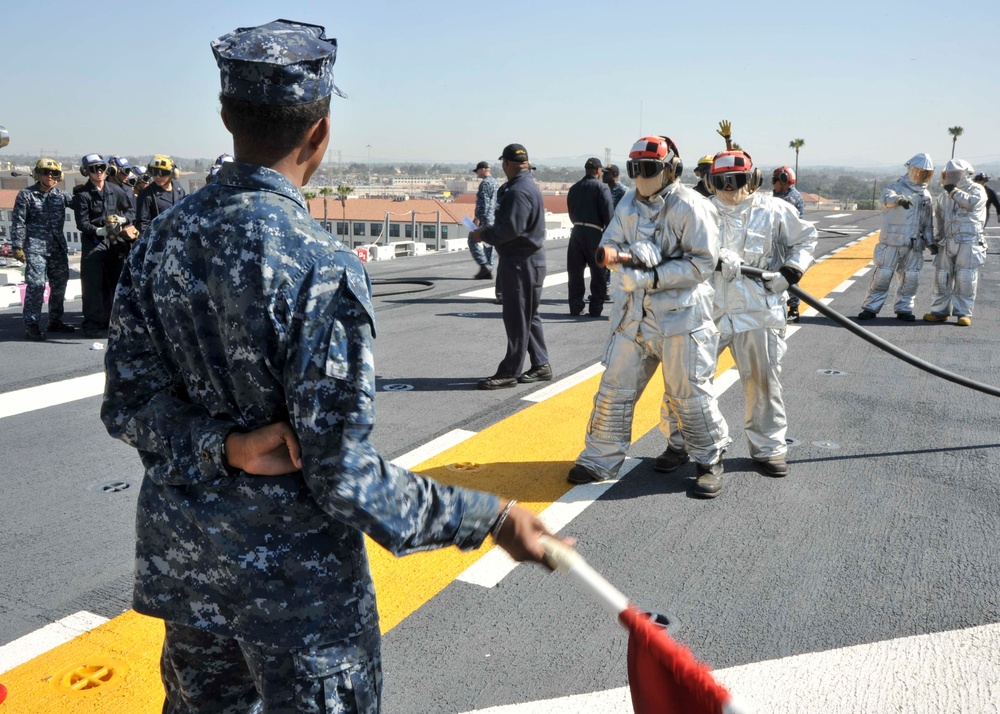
[319,186,334,228]
[337,184,353,239]
[789,138,805,178]
[948,126,964,159]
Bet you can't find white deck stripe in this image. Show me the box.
[463,368,743,589]
[390,429,477,470]
[853,266,872,277]
[824,213,852,218]
[522,363,606,403]
[0,611,109,674]
[457,459,643,588]
[0,372,105,420]
[460,269,581,299]
[830,279,855,293]
[461,622,1000,713]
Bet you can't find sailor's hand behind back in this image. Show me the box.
[226,422,303,475]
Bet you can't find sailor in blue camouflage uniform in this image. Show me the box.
[471,160,499,276]
[603,164,627,208]
[101,19,552,714]
[601,164,627,300]
[771,166,806,322]
[11,158,75,340]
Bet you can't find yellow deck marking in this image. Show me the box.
[0,233,878,712]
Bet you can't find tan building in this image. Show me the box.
[304,196,478,253]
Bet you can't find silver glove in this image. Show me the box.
[719,248,742,281]
[763,272,790,294]
[619,267,655,293]
[629,240,661,269]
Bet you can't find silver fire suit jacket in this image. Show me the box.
[934,180,987,245]
[712,193,818,333]
[880,177,933,249]
[599,182,720,340]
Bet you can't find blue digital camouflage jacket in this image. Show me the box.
[101,161,500,648]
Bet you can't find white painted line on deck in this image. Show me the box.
[457,459,642,588]
[824,213,852,218]
[460,269,583,299]
[853,266,872,277]
[522,363,606,403]
[800,297,834,318]
[0,372,105,420]
[830,279,855,293]
[466,368,743,589]
[391,429,477,470]
[462,622,1000,713]
[0,611,109,675]
[714,368,741,395]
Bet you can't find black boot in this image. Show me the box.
[48,319,76,333]
[690,461,723,498]
[787,306,799,323]
[25,324,46,341]
[653,447,689,473]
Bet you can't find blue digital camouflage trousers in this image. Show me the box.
[161,620,382,713]
[23,249,69,326]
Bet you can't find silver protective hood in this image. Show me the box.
[905,153,933,171]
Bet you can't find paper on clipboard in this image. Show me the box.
[462,216,478,231]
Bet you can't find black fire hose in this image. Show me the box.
[599,247,1000,397]
[371,278,435,298]
[738,265,1000,398]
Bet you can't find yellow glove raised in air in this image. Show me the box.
[717,120,732,139]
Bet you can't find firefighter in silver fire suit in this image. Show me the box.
[671,149,817,478]
[858,153,934,322]
[569,136,731,498]
[924,159,988,327]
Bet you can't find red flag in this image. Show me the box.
[620,606,732,714]
[0,682,7,704]
[540,537,746,713]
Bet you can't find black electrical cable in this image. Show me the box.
[738,265,1000,398]
[371,278,435,298]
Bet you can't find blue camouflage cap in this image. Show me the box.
[211,18,346,105]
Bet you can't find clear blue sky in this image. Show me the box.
[6,0,998,171]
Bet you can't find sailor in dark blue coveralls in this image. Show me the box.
[567,157,614,316]
[471,144,551,389]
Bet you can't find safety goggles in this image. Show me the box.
[626,159,667,179]
[123,175,138,186]
[150,168,172,178]
[39,169,62,178]
[709,173,750,191]
[87,164,108,174]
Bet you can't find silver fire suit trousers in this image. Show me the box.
[666,323,788,461]
[861,242,924,315]
[927,239,987,318]
[575,319,730,481]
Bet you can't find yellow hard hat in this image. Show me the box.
[697,154,714,167]
[148,155,175,172]
[34,157,63,178]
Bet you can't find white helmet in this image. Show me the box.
[944,159,974,176]
[905,153,933,171]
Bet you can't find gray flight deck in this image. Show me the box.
[1,209,999,711]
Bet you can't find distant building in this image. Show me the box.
[303,196,478,250]
[796,192,854,211]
